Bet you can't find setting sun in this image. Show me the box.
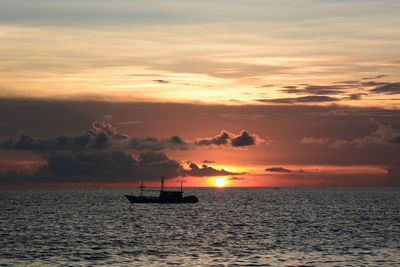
[214,177,227,187]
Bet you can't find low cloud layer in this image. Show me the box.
[184,162,242,177]
[1,121,130,151]
[0,121,259,184]
[0,99,399,186]
[1,122,262,151]
[0,151,239,184]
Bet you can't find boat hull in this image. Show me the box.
[124,195,198,204]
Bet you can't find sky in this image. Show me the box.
[0,0,400,187]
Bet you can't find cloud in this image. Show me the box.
[299,119,400,149]
[153,79,170,84]
[195,131,230,146]
[195,130,263,147]
[116,120,141,125]
[92,121,129,140]
[1,100,400,186]
[333,120,400,148]
[281,89,304,94]
[0,151,182,184]
[38,150,139,180]
[259,84,275,88]
[0,151,239,184]
[183,162,241,177]
[301,137,330,144]
[93,132,112,149]
[228,176,245,180]
[231,131,256,147]
[202,160,215,163]
[389,135,400,143]
[329,120,400,148]
[383,165,400,185]
[362,74,387,80]
[0,125,122,151]
[303,85,347,95]
[348,94,363,100]
[257,96,339,104]
[298,120,400,150]
[280,84,350,95]
[1,122,262,152]
[335,81,360,85]
[361,81,387,87]
[370,83,400,95]
[0,120,132,151]
[265,167,292,172]
[130,136,188,150]
[273,78,400,103]
[308,89,345,95]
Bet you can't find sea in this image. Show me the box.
[0,187,399,266]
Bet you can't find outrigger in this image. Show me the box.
[124,176,198,203]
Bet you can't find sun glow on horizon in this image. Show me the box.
[214,177,227,187]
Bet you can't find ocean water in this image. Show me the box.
[0,187,399,266]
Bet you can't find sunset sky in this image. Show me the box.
[1,0,400,187]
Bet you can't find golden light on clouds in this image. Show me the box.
[0,22,398,106]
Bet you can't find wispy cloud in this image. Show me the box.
[257,96,339,104]
[370,83,400,95]
[362,74,387,80]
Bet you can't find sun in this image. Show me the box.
[214,177,227,187]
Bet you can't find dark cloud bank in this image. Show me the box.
[0,121,253,185]
[0,150,241,184]
[1,98,400,186]
[1,122,260,152]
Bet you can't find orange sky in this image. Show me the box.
[0,1,400,187]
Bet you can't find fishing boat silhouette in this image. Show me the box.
[124,176,198,203]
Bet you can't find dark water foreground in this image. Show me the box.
[0,187,399,266]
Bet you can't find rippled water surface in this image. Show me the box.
[1,187,399,266]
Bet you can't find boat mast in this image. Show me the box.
[161,176,164,191]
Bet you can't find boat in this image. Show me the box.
[124,176,199,203]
